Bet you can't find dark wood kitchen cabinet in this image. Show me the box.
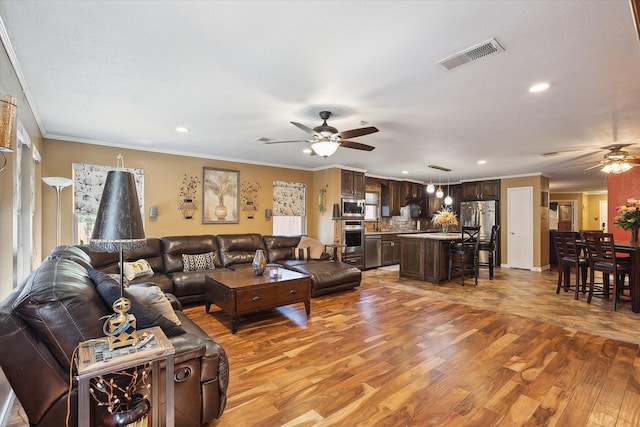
[381,234,400,266]
[461,180,500,201]
[388,180,402,216]
[341,170,365,198]
[402,182,423,201]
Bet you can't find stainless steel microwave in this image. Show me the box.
[342,198,365,217]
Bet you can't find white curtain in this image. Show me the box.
[273,181,306,216]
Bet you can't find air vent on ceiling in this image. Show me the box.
[436,38,504,71]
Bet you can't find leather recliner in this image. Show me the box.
[0,246,228,426]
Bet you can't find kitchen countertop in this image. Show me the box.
[365,230,437,235]
[398,232,462,240]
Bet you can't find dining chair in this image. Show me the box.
[477,224,500,280]
[448,226,480,286]
[582,231,631,311]
[552,231,588,299]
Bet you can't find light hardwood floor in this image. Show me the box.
[8,266,640,426]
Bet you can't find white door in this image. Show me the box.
[599,200,608,231]
[507,187,533,270]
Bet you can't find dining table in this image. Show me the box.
[612,240,640,313]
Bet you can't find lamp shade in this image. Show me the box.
[332,203,341,219]
[90,170,146,252]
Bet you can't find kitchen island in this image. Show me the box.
[399,232,461,283]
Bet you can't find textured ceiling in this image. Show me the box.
[1,1,640,192]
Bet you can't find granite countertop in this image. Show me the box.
[398,232,461,240]
[365,230,438,235]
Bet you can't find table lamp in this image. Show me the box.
[90,170,146,349]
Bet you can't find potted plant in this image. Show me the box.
[432,206,458,233]
[614,197,640,244]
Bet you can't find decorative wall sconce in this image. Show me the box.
[0,94,17,172]
[318,186,327,213]
[240,181,261,219]
[177,175,200,219]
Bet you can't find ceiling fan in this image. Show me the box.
[264,111,378,157]
[583,144,640,173]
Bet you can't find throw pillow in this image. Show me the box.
[297,236,326,260]
[182,252,215,272]
[126,285,182,326]
[121,259,153,281]
[89,269,185,337]
[291,246,310,260]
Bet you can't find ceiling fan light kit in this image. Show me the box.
[601,160,632,174]
[311,141,340,157]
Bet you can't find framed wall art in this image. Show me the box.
[202,167,239,223]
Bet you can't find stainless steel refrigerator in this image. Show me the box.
[460,200,497,264]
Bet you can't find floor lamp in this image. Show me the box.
[42,176,73,246]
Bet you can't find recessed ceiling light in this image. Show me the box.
[175,127,190,133]
[477,160,487,165]
[303,148,312,154]
[402,170,409,174]
[529,82,550,93]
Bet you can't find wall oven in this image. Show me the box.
[341,219,365,253]
[342,198,365,218]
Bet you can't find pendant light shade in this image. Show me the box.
[444,195,453,205]
[426,183,435,194]
[436,187,444,198]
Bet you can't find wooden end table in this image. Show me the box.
[205,268,311,333]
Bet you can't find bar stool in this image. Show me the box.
[448,226,480,286]
[582,232,631,311]
[477,224,500,279]
[553,231,588,299]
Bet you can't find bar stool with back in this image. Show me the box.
[582,231,631,311]
[552,231,588,299]
[477,224,500,279]
[448,226,481,286]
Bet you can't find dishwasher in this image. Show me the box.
[365,235,382,268]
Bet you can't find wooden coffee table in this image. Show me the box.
[205,268,311,333]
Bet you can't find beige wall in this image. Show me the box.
[41,139,325,255]
[499,175,550,269]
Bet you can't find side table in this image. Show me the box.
[75,326,175,427]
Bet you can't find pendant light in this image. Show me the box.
[428,164,450,199]
[435,173,444,199]
[444,173,452,205]
[426,171,435,194]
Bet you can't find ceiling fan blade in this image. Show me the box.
[291,122,317,135]
[584,163,604,171]
[337,126,379,140]
[264,139,309,144]
[340,140,375,151]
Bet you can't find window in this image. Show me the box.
[272,215,305,236]
[272,181,306,235]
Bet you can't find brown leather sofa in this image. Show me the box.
[0,246,228,427]
[80,234,361,301]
